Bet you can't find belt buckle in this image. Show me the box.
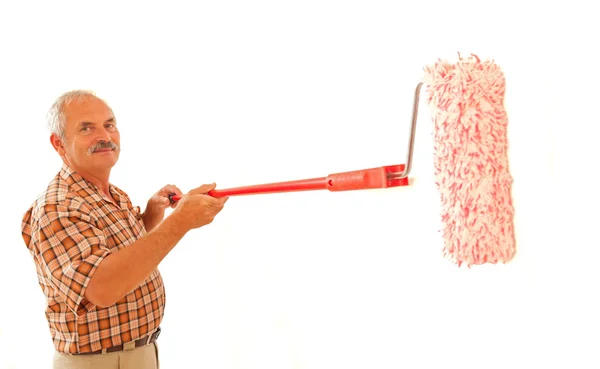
[147,326,161,345]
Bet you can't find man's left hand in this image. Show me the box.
[147,184,184,213]
[142,184,183,232]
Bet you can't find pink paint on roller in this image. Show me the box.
[424,54,516,267]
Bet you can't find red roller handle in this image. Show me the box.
[169,164,408,201]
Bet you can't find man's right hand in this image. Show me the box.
[172,183,229,230]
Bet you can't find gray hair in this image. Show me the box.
[47,90,106,139]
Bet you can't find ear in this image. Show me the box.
[50,134,66,156]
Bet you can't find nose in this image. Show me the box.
[95,126,112,142]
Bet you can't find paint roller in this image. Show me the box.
[171,54,516,267]
[423,53,516,266]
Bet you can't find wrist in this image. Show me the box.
[144,199,164,216]
[164,209,191,236]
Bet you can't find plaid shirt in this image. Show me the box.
[21,163,165,354]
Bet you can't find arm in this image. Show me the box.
[29,183,225,314]
[29,202,116,316]
[86,183,227,307]
[85,213,189,307]
[29,202,190,314]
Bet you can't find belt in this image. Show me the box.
[78,327,161,355]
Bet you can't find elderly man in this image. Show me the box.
[21,90,228,368]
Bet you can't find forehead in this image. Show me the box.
[63,96,114,127]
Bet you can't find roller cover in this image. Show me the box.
[424,54,516,267]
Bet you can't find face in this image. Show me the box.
[50,96,121,175]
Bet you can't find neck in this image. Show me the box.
[64,159,112,198]
[81,169,112,197]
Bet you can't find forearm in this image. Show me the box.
[85,214,188,307]
[141,203,165,232]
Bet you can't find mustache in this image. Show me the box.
[88,141,119,155]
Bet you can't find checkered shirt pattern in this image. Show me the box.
[21,163,165,354]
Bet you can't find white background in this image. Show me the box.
[1,1,598,368]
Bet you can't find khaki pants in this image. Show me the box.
[53,341,159,369]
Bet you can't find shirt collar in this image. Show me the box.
[59,163,129,210]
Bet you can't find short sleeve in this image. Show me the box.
[33,203,112,316]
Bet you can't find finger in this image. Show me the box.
[163,185,183,199]
[167,193,179,204]
[164,185,183,195]
[169,190,184,207]
[151,194,172,208]
[189,183,216,195]
[163,185,183,207]
[209,196,229,209]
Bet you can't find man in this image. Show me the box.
[21,90,228,368]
